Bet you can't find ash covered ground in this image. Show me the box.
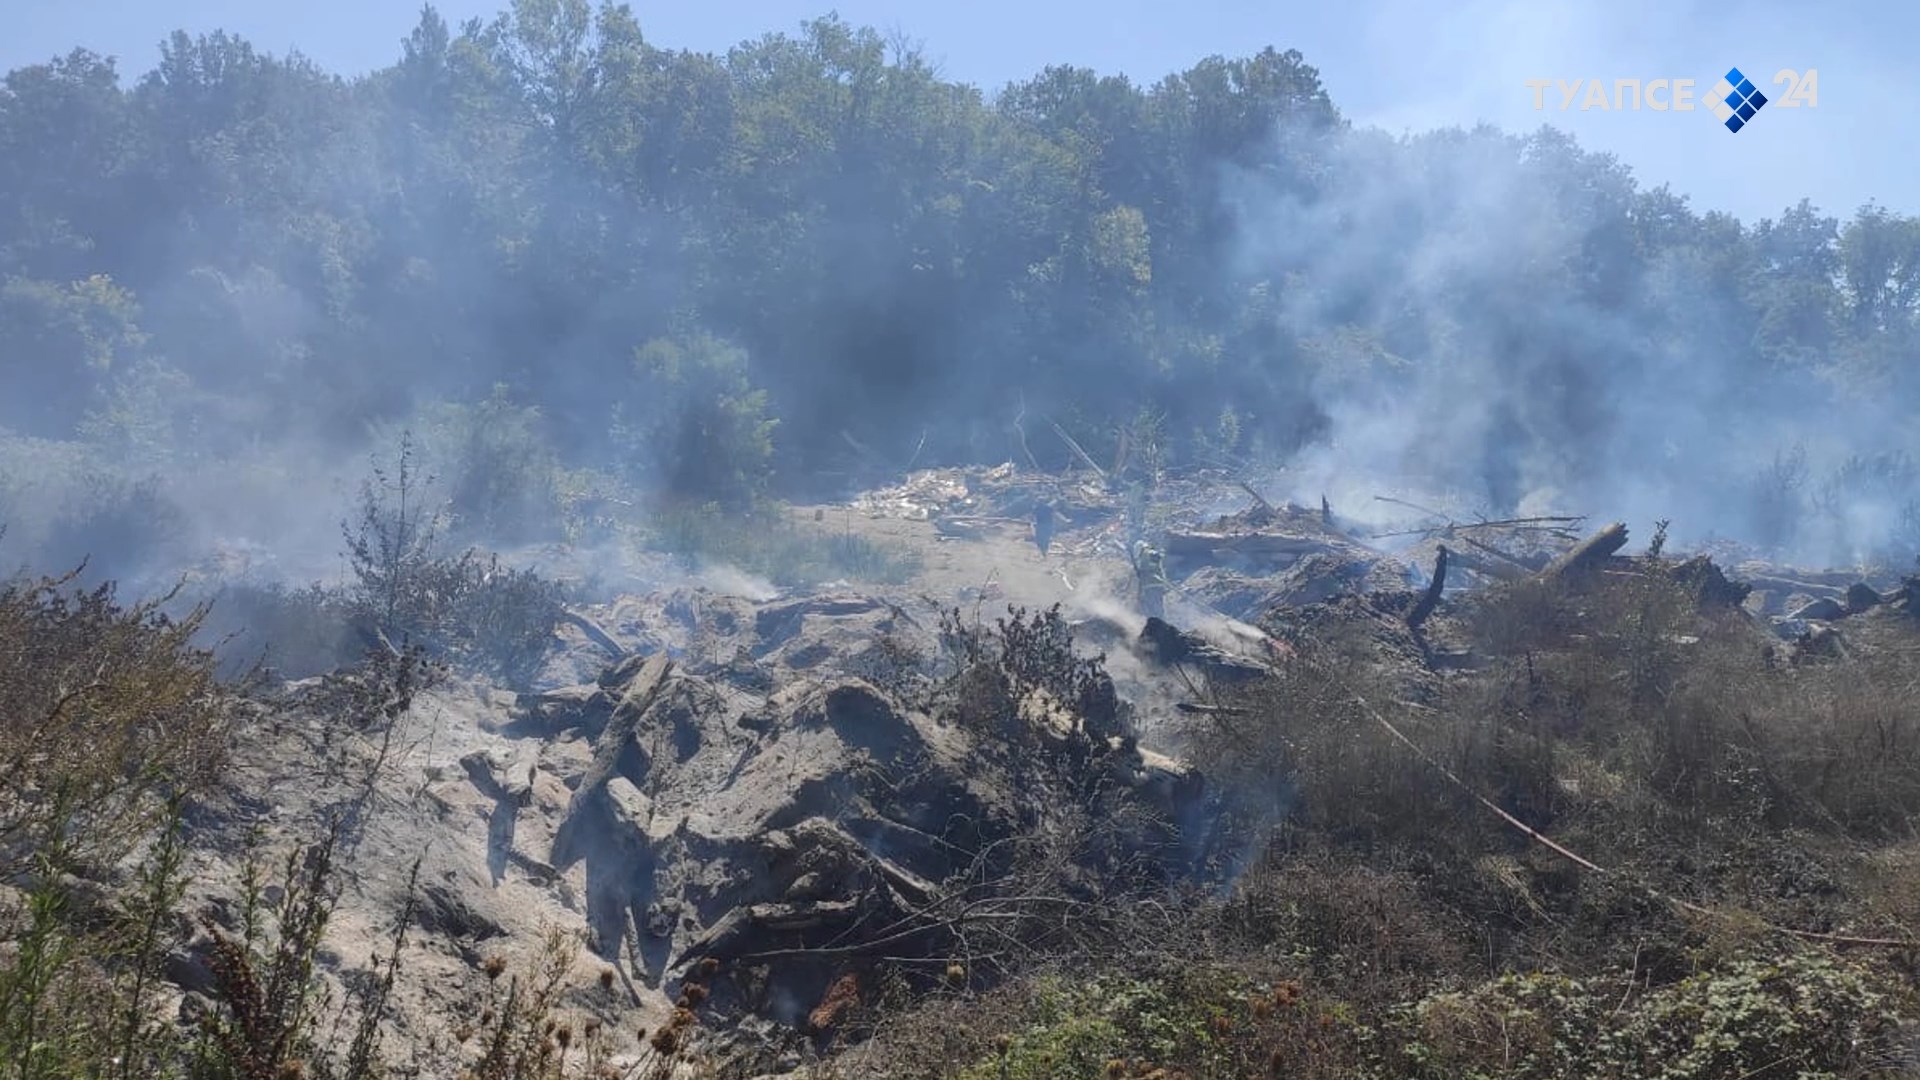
[117,462,1920,1077]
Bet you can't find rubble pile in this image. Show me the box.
[853,462,1118,535]
[1159,501,1414,620]
[510,592,1206,1038]
[851,462,1259,559]
[180,463,1920,1070]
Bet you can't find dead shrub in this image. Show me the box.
[934,603,1122,751]
[1471,557,1920,842]
[1191,633,1479,853]
[0,568,229,878]
[342,433,571,690]
[204,582,360,680]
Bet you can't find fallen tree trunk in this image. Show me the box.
[553,655,673,866]
[1049,420,1108,480]
[1174,702,1252,717]
[1163,531,1335,562]
[1407,545,1448,631]
[1540,522,1629,582]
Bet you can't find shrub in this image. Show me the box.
[1618,953,1902,1079]
[616,334,777,510]
[414,385,567,547]
[909,964,1363,1080]
[1189,628,1475,853]
[0,799,194,1080]
[419,551,572,690]
[1389,952,1903,1080]
[202,581,359,680]
[341,433,571,689]
[341,431,443,640]
[934,603,1122,752]
[30,472,186,586]
[0,567,230,1080]
[0,569,228,879]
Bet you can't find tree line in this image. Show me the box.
[2,0,1916,543]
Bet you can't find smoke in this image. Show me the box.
[3,7,1915,662]
[687,563,781,603]
[1225,120,1920,566]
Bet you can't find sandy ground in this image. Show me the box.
[785,504,1140,617]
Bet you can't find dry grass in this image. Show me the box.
[843,552,1920,1079]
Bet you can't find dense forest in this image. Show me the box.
[2,0,1918,584]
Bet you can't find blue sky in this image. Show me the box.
[5,0,1911,225]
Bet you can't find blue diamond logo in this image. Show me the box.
[1716,66,1768,132]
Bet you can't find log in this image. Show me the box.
[1445,549,1517,582]
[553,655,673,867]
[931,517,985,540]
[1407,545,1448,631]
[1540,522,1629,581]
[1162,530,1334,562]
[561,609,627,660]
[1737,574,1848,601]
[1174,702,1253,716]
[1669,555,1753,608]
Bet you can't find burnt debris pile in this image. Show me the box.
[513,591,1206,1039]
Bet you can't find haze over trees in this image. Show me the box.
[2,0,1918,581]
[6,8,1920,1078]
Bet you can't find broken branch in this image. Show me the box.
[1048,420,1108,480]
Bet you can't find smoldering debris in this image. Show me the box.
[166,458,1920,1071]
[434,585,1213,1051]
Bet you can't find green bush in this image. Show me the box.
[615,334,777,510]
[1391,953,1903,1080]
[413,385,568,546]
